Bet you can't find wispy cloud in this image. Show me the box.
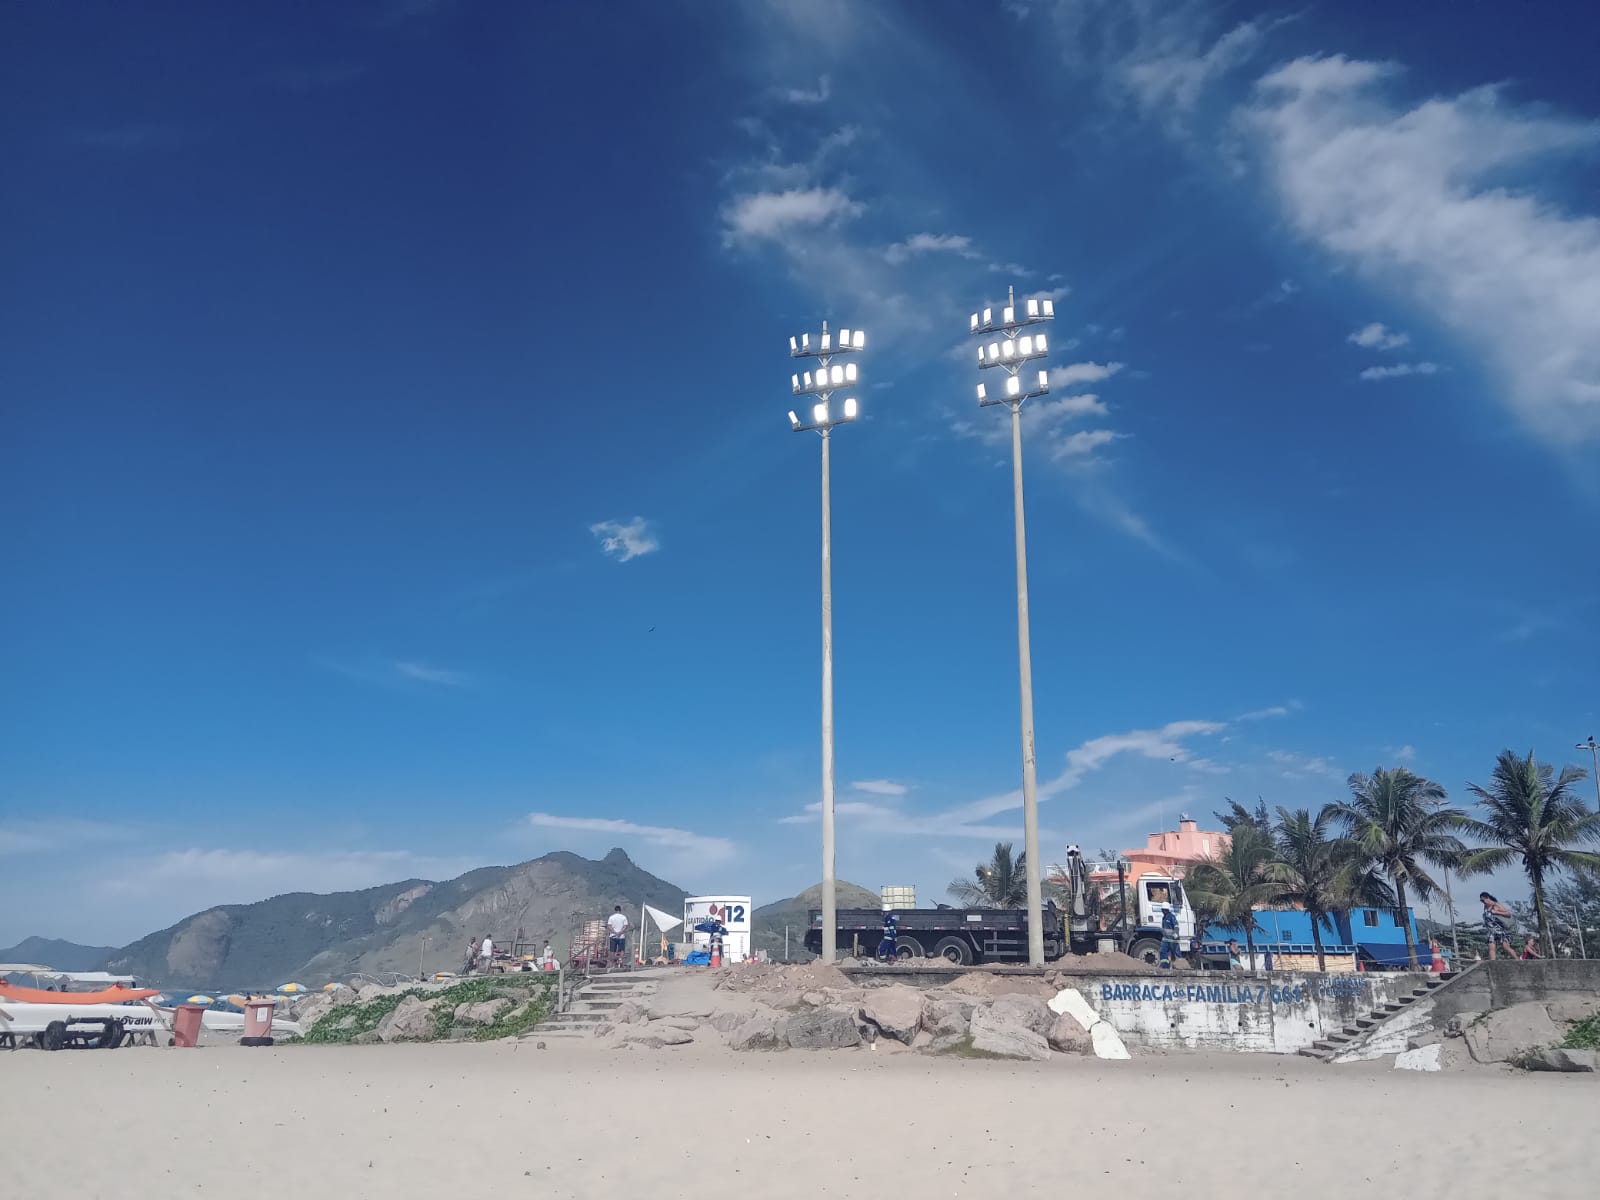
[851,779,909,796]
[323,657,472,689]
[392,660,469,687]
[1236,703,1298,721]
[1050,361,1124,389]
[1359,362,1439,382]
[1349,322,1410,351]
[589,517,659,562]
[1265,749,1344,780]
[0,819,135,857]
[102,846,480,897]
[1387,744,1418,763]
[721,186,863,246]
[525,813,734,861]
[882,232,979,265]
[778,75,831,104]
[1247,54,1600,445]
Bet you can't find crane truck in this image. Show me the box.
[805,845,1198,966]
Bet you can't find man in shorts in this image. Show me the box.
[607,906,630,968]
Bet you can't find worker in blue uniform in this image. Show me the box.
[877,911,899,963]
[1159,903,1181,969]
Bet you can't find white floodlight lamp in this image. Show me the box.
[976,383,987,401]
[1004,305,1014,324]
[791,336,799,354]
[845,362,857,384]
[852,330,864,349]
[842,397,858,420]
[982,307,992,326]
[820,330,831,351]
[970,313,979,332]
[788,410,801,430]
[1006,374,1021,397]
[1036,332,1047,353]
[813,402,828,424]
[1038,370,1049,391]
[802,333,810,350]
[1043,300,1054,318]
[1027,298,1039,317]
[792,373,801,393]
[839,328,851,346]
[1019,336,1033,356]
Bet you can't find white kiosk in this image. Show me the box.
[684,896,752,963]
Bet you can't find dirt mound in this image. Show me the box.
[718,962,850,995]
[940,972,1055,998]
[1052,951,1160,975]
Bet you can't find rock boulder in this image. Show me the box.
[859,985,924,1044]
[1047,1013,1091,1054]
[453,998,513,1026]
[1463,1002,1560,1064]
[785,1005,862,1050]
[729,1012,788,1051]
[377,995,436,1043]
[1522,1047,1596,1073]
[968,1003,1051,1061]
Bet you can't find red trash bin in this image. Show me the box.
[241,999,276,1046]
[172,1004,205,1048]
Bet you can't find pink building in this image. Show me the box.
[1119,816,1229,883]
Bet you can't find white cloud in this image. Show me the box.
[1247,55,1600,444]
[779,75,830,104]
[721,186,863,245]
[1349,321,1410,351]
[1235,704,1291,721]
[103,847,480,899]
[1388,744,1418,763]
[1051,429,1118,460]
[883,232,979,265]
[1124,17,1268,114]
[851,779,909,796]
[392,660,469,687]
[1051,361,1124,389]
[525,813,734,862]
[589,517,659,562]
[1026,285,1071,303]
[0,818,134,857]
[1359,362,1439,381]
[1265,749,1344,780]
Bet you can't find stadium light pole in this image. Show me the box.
[1578,737,1600,809]
[787,321,864,963]
[969,286,1055,967]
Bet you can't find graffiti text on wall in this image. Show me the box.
[1101,981,1308,1005]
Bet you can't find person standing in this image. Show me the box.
[1479,893,1515,960]
[1226,939,1244,970]
[1159,903,1181,969]
[479,933,495,975]
[877,911,899,963]
[607,906,630,968]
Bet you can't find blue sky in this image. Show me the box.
[2,1,1597,947]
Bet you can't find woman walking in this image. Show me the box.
[1479,893,1515,960]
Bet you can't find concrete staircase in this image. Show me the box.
[1298,970,1460,1061]
[526,974,658,1041]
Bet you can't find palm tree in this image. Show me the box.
[948,842,1029,908]
[1185,824,1280,967]
[1328,767,1467,968]
[1460,749,1600,953]
[1267,806,1392,972]
[1214,797,1270,835]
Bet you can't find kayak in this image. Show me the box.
[0,982,162,1005]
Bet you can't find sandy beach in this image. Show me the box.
[5,1040,1588,1199]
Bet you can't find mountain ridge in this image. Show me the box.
[84,848,688,989]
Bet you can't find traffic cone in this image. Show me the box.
[710,937,722,968]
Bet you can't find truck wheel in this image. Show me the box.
[1127,937,1162,966]
[932,937,973,966]
[895,937,924,961]
[42,1021,67,1052]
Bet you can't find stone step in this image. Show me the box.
[1397,995,1417,1005]
[1355,1018,1377,1029]
[1312,1039,1339,1051]
[1298,1047,1330,1059]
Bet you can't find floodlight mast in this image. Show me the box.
[785,320,863,963]
[969,285,1053,966]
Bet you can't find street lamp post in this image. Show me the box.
[787,321,864,964]
[1578,737,1600,809]
[969,286,1055,966]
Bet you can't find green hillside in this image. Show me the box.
[752,880,880,960]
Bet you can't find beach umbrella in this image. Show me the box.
[185,994,215,1005]
[321,982,347,992]
[224,993,248,1008]
[278,982,308,994]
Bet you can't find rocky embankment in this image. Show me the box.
[290,976,556,1045]
[590,963,1127,1060]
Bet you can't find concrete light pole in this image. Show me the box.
[968,287,1055,966]
[787,322,864,963]
[1578,737,1600,809]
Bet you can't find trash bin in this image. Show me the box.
[241,999,276,1046]
[173,1004,205,1048]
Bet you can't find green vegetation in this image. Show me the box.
[1186,824,1281,966]
[1561,1014,1600,1051]
[299,976,555,1045]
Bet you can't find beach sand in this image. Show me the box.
[5,1040,1587,1198]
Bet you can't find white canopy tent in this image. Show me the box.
[638,904,683,962]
